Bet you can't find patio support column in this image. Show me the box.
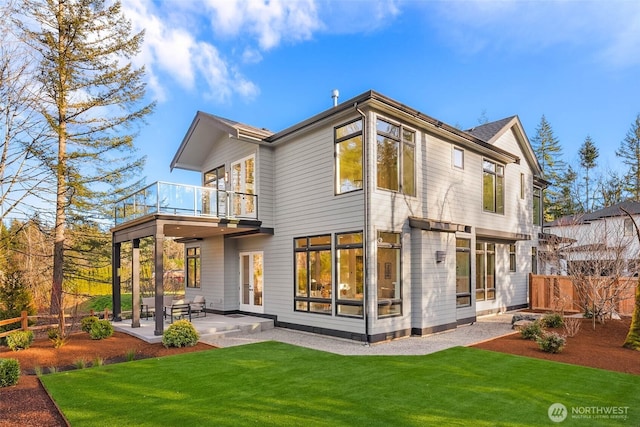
[112,241,122,322]
[154,232,165,336]
[131,239,141,328]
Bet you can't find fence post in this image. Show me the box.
[104,307,109,321]
[21,311,28,331]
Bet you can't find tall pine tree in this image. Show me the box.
[616,114,640,201]
[14,0,154,314]
[578,135,599,212]
[531,115,566,222]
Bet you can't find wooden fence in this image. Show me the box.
[529,273,636,316]
[0,309,110,338]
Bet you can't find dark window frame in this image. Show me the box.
[335,231,364,318]
[376,117,416,196]
[186,246,201,289]
[294,234,333,315]
[456,238,472,307]
[335,119,363,195]
[483,159,505,214]
[377,230,402,318]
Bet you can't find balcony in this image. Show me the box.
[114,181,258,226]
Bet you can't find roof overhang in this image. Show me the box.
[409,216,471,233]
[170,112,273,172]
[476,227,531,243]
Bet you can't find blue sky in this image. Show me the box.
[124,0,640,187]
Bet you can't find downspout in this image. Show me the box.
[355,102,370,345]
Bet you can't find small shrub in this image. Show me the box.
[125,349,136,362]
[34,366,43,376]
[162,319,199,348]
[519,321,543,340]
[541,313,564,328]
[89,319,114,340]
[537,332,566,353]
[73,358,87,369]
[47,328,59,340]
[0,358,20,387]
[48,366,58,374]
[563,317,581,338]
[92,357,104,367]
[81,316,100,333]
[6,330,34,351]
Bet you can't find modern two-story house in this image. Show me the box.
[111,90,546,343]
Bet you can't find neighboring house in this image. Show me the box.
[111,90,545,342]
[541,200,640,276]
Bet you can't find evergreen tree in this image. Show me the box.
[14,0,155,314]
[578,135,599,211]
[551,165,579,218]
[531,115,566,221]
[616,114,640,201]
[598,170,625,207]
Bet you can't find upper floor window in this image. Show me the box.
[483,159,504,214]
[335,119,363,194]
[453,147,464,169]
[376,118,416,196]
[533,187,542,226]
[625,218,635,237]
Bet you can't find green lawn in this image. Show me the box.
[40,342,640,426]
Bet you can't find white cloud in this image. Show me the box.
[421,0,640,67]
[123,0,260,103]
[202,0,321,50]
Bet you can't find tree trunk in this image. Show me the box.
[623,278,640,350]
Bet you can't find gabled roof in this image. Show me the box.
[466,116,516,142]
[467,116,545,182]
[170,112,274,171]
[546,200,640,227]
[172,90,533,172]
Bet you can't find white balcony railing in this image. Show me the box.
[114,181,258,225]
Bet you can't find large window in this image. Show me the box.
[186,247,201,288]
[483,160,504,214]
[475,242,495,301]
[533,186,542,226]
[377,231,402,317]
[336,232,364,318]
[456,239,471,307]
[294,235,332,314]
[376,118,416,196]
[335,119,363,194]
[203,165,226,216]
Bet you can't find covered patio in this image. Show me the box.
[112,312,274,344]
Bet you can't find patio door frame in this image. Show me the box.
[239,251,264,313]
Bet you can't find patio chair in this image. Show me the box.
[140,297,156,319]
[168,300,191,323]
[162,295,176,319]
[190,295,206,317]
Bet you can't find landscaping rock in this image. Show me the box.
[512,320,535,330]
